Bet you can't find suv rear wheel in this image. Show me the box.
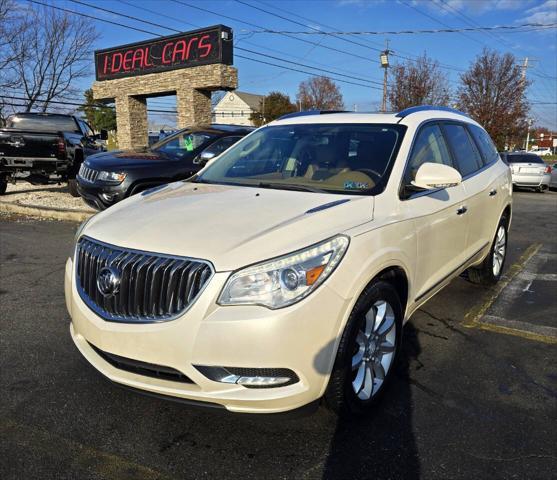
[325,280,402,416]
[467,214,508,285]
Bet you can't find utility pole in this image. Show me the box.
[520,57,529,84]
[525,118,533,151]
[380,40,391,113]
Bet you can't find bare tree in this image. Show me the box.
[458,49,530,149]
[0,0,29,121]
[4,3,98,113]
[296,77,344,110]
[388,54,451,111]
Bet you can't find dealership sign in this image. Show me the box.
[95,25,233,81]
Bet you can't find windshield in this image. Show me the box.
[196,123,406,194]
[152,130,216,159]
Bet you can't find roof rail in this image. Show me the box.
[278,110,349,120]
[395,105,469,119]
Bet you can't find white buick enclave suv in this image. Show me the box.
[65,107,512,415]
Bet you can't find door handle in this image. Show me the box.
[489,189,497,196]
[456,206,468,215]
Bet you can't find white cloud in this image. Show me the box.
[521,0,557,24]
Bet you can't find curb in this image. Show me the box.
[0,200,94,222]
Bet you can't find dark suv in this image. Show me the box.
[77,124,253,210]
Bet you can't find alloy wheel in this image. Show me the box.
[492,225,506,277]
[351,300,397,400]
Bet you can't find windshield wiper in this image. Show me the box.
[256,182,329,194]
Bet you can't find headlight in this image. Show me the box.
[98,171,126,183]
[218,235,349,309]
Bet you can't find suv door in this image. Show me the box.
[400,123,468,302]
[442,122,499,259]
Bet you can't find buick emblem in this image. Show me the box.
[97,266,121,297]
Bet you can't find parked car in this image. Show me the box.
[532,148,552,156]
[550,163,557,190]
[0,113,107,196]
[499,152,551,192]
[66,106,512,416]
[76,124,254,210]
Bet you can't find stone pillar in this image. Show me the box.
[115,95,148,149]
[176,88,212,128]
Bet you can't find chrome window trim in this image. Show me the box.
[75,236,215,324]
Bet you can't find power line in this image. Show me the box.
[244,23,557,36]
[169,0,380,64]
[64,0,383,89]
[0,94,178,114]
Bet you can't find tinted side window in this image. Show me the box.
[468,125,499,166]
[202,136,242,157]
[404,124,453,185]
[443,124,482,177]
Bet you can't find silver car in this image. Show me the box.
[500,152,551,192]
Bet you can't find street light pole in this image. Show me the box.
[380,42,391,113]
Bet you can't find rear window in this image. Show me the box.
[507,154,544,164]
[5,115,80,132]
[468,125,500,166]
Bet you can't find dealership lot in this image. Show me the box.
[1,191,556,480]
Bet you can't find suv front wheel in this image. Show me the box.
[325,280,402,416]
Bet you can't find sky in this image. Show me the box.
[33,0,557,129]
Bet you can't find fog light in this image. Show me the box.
[194,366,299,388]
[101,193,116,201]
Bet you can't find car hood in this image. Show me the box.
[83,182,374,271]
[84,149,179,169]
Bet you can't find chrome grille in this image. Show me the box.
[75,237,213,323]
[79,164,99,182]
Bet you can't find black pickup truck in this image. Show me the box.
[0,113,107,196]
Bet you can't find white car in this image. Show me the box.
[65,106,512,415]
[532,148,552,156]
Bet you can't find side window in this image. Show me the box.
[443,124,483,177]
[468,124,500,166]
[404,124,453,186]
[201,136,242,158]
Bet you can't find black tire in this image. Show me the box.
[324,280,403,416]
[68,178,80,197]
[0,175,7,195]
[467,214,508,285]
[538,185,547,193]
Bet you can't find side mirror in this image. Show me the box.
[99,129,108,140]
[194,149,217,166]
[411,162,462,190]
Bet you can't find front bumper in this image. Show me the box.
[65,257,350,414]
[76,180,126,210]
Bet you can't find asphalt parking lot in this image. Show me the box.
[1,190,556,480]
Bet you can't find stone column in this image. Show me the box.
[176,88,212,129]
[115,95,148,149]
